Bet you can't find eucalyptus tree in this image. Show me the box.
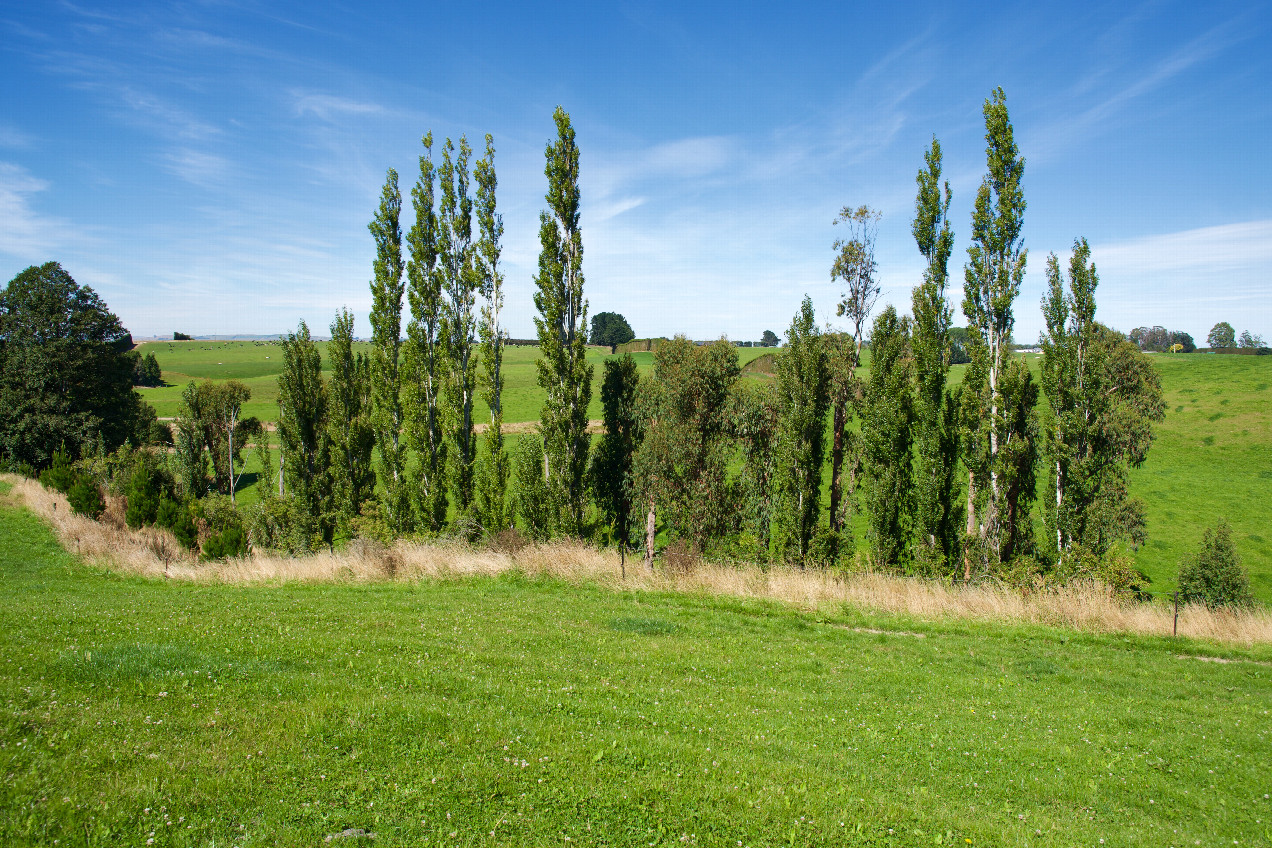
[534,106,593,534]
[404,132,448,532]
[962,87,1029,572]
[909,137,961,574]
[475,133,509,531]
[861,306,914,569]
[438,136,480,523]
[772,296,830,565]
[327,308,374,525]
[1040,240,1164,560]
[732,380,781,561]
[368,169,409,531]
[278,320,332,547]
[828,205,881,533]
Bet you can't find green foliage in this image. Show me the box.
[198,497,248,560]
[0,262,147,469]
[632,338,741,554]
[861,306,914,570]
[1042,243,1165,563]
[326,308,375,528]
[438,136,480,525]
[1130,326,1195,353]
[1237,329,1265,349]
[589,354,642,546]
[156,496,197,549]
[133,352,162,387]
[171,380,256,500]
[759,329,779,347]
[589,312,635,351]
[201,524,247,561]
[368,168,410,531]
[173,331,192,340]
[534,106,594,534]
[39,446,77,494]
[66,476,104,518]
[124,458,163,528]
[511,435,552,541]
[962,87,1030,573]
[403,132,449,533]
[910,136,961,574]
[277,321,332,549]
[1208,321,1235,349]
[771,297,830,565]
[1177,520,1253,609]
[731,381,780,559]
[475,133,509,533]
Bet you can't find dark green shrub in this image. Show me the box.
[67,477,105,518]
[39,447,77,493]
[1177,520,1253,609]
[202,524,247,560]
[125,463,161,528]
[156,497,198,550]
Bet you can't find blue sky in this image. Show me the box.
[2,1,1269,344]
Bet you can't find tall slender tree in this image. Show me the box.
[368,169,409,531]
[962,87,1029,573]
[589,354,641,547]
[277,320,332,548]
[910,137,961,574]
[828,205,881,534]
[534,106,593,534]
[772,296,831,565]
[438,137,479,524]
[861,306,914,569]
[475,133,509,531]
[327,307,375,526]
[404,133,449,532]
[1041,240,1164,560]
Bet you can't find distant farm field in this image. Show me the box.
[135,342,1272,602]
[2,492,1270,846]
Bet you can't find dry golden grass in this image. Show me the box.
[4,472,1270,646]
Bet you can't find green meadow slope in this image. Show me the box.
[135,342,1271,601]
[1,491,1270,846]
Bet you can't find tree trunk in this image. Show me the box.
[644,501,656,572]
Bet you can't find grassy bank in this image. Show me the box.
[3,481,1272,845]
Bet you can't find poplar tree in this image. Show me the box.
[962,87,1029,573]
[278,320,332,548]
[861,306,914,569]
[534,106,593,534]
[589,354,641,547]
[439,137,479,524]
[404,133,448,532]
[772,296,830,565]
[828,205,881,533]
[910,137,961,574]
[475,133,509,531]
[327,307,374,526]
[368,169,409,531]
[1040,240,1164,560]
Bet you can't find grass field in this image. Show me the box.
[135,342,1272,602]
[2,488,1271,846]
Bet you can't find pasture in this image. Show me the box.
[1,488,1270,846]
[134,342,1272,602]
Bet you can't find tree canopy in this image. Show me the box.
[0,262,149,468]
[589,312,635,351]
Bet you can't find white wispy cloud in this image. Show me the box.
[292,91,390,122]
[0,162,76,258]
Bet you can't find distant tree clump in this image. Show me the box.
[133,352,163,386]
[1177,520,1253,609]
[759,330,780,347]
[173,331,193,341]
[1129,326,1194,353]
[1207,322,1235,349]
[1238,330,1265,349]
[590,312,635,352]
[0,262,151,469]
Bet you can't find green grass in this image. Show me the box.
[3,499,1272,846]
[138,342,1271,602]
